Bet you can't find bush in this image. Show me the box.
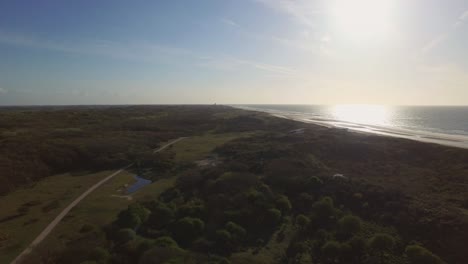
[312,196,335,222]
[146,202,175,229]
[79,223,95,233]
[295,214,310,229]
[154,236,179,248]
[138,247,185,264]
[276,195,292,213]
[368,233,395,263]
[172,217,205,245]
[347,236,367,262]
[225,222,246,241]
[338,215,362,237]
[368,233,394,253]
[115,203,149,229]
[266,208,282,226]
[116,228,136,244]
[405,245,443,264]
[286,241,308,259]
[321,241,341,262]
[88,247,110,263]
[215,229,232,243]
[136,239,156,256]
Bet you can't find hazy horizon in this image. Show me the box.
[1,0,467,105]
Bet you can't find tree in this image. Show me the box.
[129,203,150,222]
[405,245,443,264]
[147,202,175,229]
[116,228,136,244]
[347,236,367,263]
[368,234,395,264]
[154,236,179,248]
[266,208,282,227]
[225,221,246,241]
[171,217,204,245]
[295,214,310,229]
[276,195,292,213]
[338,215,362,237]
[116,210,142,229]
[312,196,336,226]
[321,241,341,264]
[296,192,315,212]
[88,247,110,264]
[306,176,323,190]
[138,247,185,264]
[216,229,232,244]
[286,240,308,259]
[116,203,150,229]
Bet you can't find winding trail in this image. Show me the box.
[11,137,186,264]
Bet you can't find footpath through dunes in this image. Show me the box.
[11,138,186,264]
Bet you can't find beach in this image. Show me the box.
[235,105,468,149]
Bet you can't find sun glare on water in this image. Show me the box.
[331,0,396,41]
[332,105,391,126]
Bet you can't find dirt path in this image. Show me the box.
[11,138,185,264]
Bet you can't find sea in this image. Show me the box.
[235,105,468,149]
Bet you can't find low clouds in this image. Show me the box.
[0,88,8,94]
[0,30,295,77]
[221,18,240,27]
[254,0,321,28]
[422,9,468,53]
[421,33,449,54]
[454,10,468,28]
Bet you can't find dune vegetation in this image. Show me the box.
[1,105,467,264]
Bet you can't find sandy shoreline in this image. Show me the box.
[236,106,468,149]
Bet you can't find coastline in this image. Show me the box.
[234,105,468,149]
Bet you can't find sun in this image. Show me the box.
[331,0,395,41]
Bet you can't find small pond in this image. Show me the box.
[126,175,152,194]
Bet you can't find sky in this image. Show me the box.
[0,0,467,105]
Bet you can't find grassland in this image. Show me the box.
[0,171,119,263]
[171,132,254,162]
[2,131,250,263]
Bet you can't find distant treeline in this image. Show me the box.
[0,105,295,195]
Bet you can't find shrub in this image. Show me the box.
[154,236,179,248]
[348,236,367,262]
[295,214,310,229]
[116,228,136,244]
[266,208,282,226]
[138,247,185,264]
[338,215,362,237]
[147,202,175,229]
[115,203,149,229]
[172,217,205,245]
[215,229,232,243]
[225,221,246,241]
[312,196,335,221]
[368,233,394,252]
[116,211,141,229]
[307,176,323,189]
[79,223,95,233]
[321,241,341,262]
[88,247,110,263]
[276,195,292,213]
[368,233,395,263]
[405,245,443,264]
[286,241,308,259]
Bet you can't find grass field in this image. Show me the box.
[0,171,119,263]
[1,133,253,263]
[171,132,253,162]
